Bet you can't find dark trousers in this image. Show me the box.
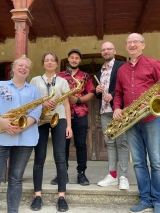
[33,119,67,192]
[0,146,33,213]
[66,113,88,173]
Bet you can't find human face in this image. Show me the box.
[43,54,58,72]
[101,42,116,62]
[68,53,81,69]
[126,33,145,58]
[12,59,31,80]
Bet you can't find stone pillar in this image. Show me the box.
[11,9,33,59]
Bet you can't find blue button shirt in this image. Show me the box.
[0,80,42,146]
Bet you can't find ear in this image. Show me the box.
[142,43,146,50]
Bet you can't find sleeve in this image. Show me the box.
[62,78,70,94]
[84,73,95,94]
[113,69,124,110]
[153,60,160,81]
[28,86,42,122]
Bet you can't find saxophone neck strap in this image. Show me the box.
[41,75,57,96]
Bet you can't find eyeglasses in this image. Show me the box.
[101,48,115,52]
[126,40,144,45]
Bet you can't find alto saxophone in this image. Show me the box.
[104,80,160,140]
[38,76,83,127]
[0,87,55,133]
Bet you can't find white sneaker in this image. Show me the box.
[119,176,130,190]
[97,174,118,187]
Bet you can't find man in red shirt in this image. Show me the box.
[51,49,95,185]
[113,33,160,213]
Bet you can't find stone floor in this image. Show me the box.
[22,160,137,185]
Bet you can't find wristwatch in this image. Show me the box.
[77,97,81,105]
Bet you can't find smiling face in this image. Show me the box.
[101,42,116,62]
[43,54,58,73]
[68,52,81,69]
[12,58,31,80]
[126,33,145,58]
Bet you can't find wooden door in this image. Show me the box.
[60,53,126,161]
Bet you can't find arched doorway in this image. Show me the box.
[60,53,127,160]
[0,62,12,80]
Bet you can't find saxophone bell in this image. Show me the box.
[50,113,59,128]
[38,76,83,128]
[0,115,28,133]
[150,95,160,116]
[0,86,55,134]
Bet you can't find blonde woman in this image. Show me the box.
[0,56,42,213]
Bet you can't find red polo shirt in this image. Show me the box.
[113,55,160,122]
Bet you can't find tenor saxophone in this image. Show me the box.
[38,76,83,127]
[0,87,55,133]
[104,80,160,140]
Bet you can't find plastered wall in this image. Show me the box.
[0,32,160,81]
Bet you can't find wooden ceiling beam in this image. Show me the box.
[47,0,67,41]
[136,0,155,34]
[6,0,14,10]
[94,0,104,40]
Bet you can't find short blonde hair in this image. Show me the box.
[10,55,33,78]
[12,55,33,69]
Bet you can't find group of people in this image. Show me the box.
[0,32,160,213]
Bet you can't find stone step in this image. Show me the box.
[0,160,139,210]
[0,203,138,213]
[0,182,139,206]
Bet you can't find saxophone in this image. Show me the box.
[0,87,55,133]
[104,80,160,140]
[38,76,83,127]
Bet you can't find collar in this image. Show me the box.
[129,54,143,65]
[9,79,29,87]
[42,73,56,81]
[65,69,81,76]
[101,58,115,71]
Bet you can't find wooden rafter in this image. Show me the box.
[47,0,67,41]
[136,0,154,33]
[6,0,14,10]
[94,0,104,40]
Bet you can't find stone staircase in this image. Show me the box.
[0,160,139,207]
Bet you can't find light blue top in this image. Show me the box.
[0,79,42,146]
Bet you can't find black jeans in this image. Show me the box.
[33,119,67,192]
[66,113,88,173]
[0,146,33,213]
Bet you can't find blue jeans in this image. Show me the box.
[33,119,67,192]
[101,112,128,177]
[126,118,160,206]
[0,146,33,213]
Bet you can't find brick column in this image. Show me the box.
[11,9,33,59]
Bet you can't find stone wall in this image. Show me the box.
[0,32,160,81]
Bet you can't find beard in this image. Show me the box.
[69,64,79,69]
[102,55,114,62]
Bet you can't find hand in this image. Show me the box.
[103,93,113,102]
[68,96,77,105]
[66,126,72,139]
[113,109,123,120]
[96,85,104,94]
[0,117,22,135]
[43,100,57,109]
